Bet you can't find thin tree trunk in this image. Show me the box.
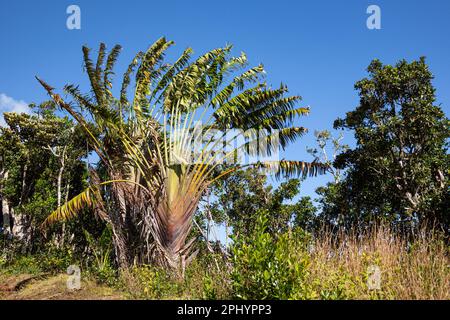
[225,219,229,249]
[56,146,66,247]
[2,195,10,234]
[1,171,11,234]
[60,182,70,247]
[19,163,27,206]
[56,146,67,208]
[57,166,63,208]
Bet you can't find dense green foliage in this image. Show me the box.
[231,211,311,299]
[0,106,94,251]
[210,168,317,238]
[318,58,449,231]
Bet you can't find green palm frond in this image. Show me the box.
[247,96,304,125]
[151,47,194,104]
[63,84,115,131]
[240,126,308,158]
[42,186,100,227]
[210,64,264,108]
[104,44,122,94]
[256,106,310,129]
[162,47,230,112]
[213,85,265,125]
[95,43,107,86]
[134,37,174,111]
[41,179,151,228]
[83,46,104,105]
[277,127,308,149]
[120,51,144,107]
[253,160,328,179]
[64,84,96,111]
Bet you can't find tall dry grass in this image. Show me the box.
[306,224,449,300]
[103,224,449,300]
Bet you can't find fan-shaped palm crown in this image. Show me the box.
[37,37,326,269]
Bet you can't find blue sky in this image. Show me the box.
[1,0,449,201]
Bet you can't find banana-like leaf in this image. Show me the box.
[42,186,100,228]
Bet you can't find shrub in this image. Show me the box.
[0,255,42,275]
[38,244,75,273]
[121,253,231,300]
[183,254,231,299]
[123,265,181,299]
[231,210,312,299]
[83,227,117,286]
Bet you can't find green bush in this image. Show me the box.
[128,265,181,299]
[0,238,73,276]
[120,252,231,300]
[183,254,231,299]
[231,210,312,299]
[83,227,117,285]
[38,243,75,273]
[0,253,6,268]
[0,255,42,275]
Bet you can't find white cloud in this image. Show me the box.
[0,93,30,127]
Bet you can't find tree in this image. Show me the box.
[210,167,317,239]
[307,130,348,183]
[0,105,88,249]
[303,130,349,228]
[37,38,326,271]
[326,58,449,230]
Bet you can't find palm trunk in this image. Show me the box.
[110,183,135,269]
[111,225,131,269]
[154,194,199,271]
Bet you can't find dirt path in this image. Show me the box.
[0,273,126,300]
